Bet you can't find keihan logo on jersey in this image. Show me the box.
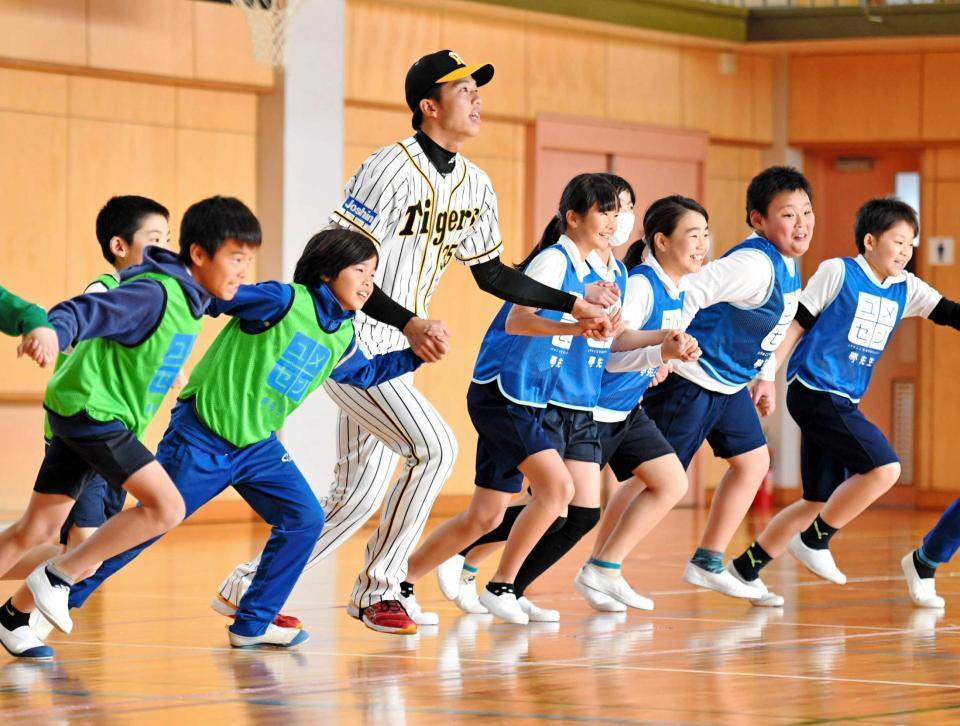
[398,199,481,246]
[342,196,378,227]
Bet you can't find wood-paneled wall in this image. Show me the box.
[790,51,960,144]
[0,0,272,88]
[0,1,263,516]
[918,148,960,498]
[346,0,774,142]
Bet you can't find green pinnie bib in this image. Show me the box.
[44,272,201,438]
[181,283,355,447]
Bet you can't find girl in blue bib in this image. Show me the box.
[576,194,710,613]
[402,174,621,624]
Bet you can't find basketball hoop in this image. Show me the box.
[230,0,305,68]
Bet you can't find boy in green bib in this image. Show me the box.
[61,227,429,650]
[0,197,260,659]
[4,196,174,611]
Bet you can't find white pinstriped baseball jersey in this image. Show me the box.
[331,134,503,353]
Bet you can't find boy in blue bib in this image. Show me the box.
[730,197,958,605]
[642,166,812,604]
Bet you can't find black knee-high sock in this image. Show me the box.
[459,505,566,557]
[514,505,600,597]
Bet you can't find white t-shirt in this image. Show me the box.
[800,255,941,320]
[673,243,797,394]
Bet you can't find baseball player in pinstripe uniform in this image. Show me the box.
[214,50,614,634]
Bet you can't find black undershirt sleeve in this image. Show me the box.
[928,297,960,330]
[794,302,817,331]
[470,258,576,314]
[361,285,415,331]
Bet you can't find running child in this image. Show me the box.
[0,196,259,659]
[51,227,435,652]
[575,194,710,613]
[395,174,621,624]
[641,166,812,604]
[730,197,958,602]
[2,196,173,605]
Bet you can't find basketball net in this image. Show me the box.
[230,0,305,68]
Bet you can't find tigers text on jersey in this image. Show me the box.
[332,134,502,353]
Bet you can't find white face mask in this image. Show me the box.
[612,211,635,247]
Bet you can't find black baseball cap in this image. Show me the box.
[405,50,494,129]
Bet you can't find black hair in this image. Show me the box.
[95,195,169,264]
[294,227,378,289]
[745,165,812,227]
[517,173,618,270]
[623,195,708,269]
[413,83,443,130]
[854,197,919,255]
[178,196,262,265]
[599,173,636,207]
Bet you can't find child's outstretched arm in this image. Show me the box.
[360,285,450,363]
[329,338,425,389]
[753,320,806,417]
[504,303,612,339]
[0,285,58,366]
[47,280,167,349]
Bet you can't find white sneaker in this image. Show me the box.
[398,591,440,626]
[26,565,72,635]
[0,620,53,659]
[725,562,784,608]
[683,561,764,600]
[216,562,255,611]
[228,623,310,649]
[28,610,54,641]
[787,535,847,585]
[575,564,653,611]
[901,552,945,609]
[453,573,490,614]
[517,596,560,622]
[437,555,465,600]
[574,566,627,612]
[478,586,528,625]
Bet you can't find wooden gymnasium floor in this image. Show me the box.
[1,506,959,724]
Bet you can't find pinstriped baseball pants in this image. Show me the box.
[217,371,457,607]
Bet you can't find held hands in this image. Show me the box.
[404,317,451,363]
[172,371,188,390]
[17,326,58,368]
[752,379,776,417]
[584,281,620,309]
[578,307,622,341]
[661,329,700,362]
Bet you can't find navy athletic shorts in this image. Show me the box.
[786,380,899,503]
[468,382,555,494]
[642,373,767,468]
[598,405,675,482]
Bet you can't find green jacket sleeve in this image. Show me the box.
[0,285,52,337]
